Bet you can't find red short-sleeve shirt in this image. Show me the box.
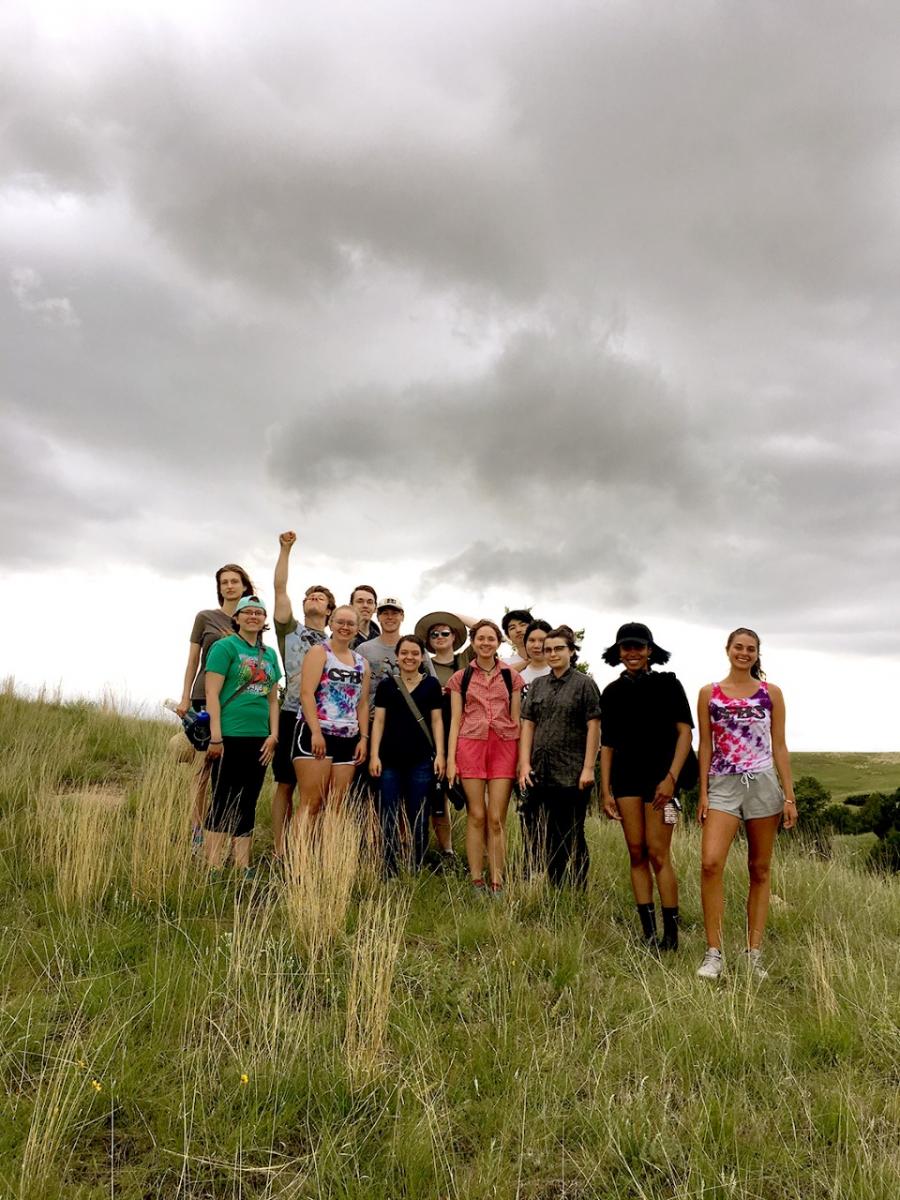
[446,662,524,741]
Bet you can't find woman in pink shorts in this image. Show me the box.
[446,619,524,894]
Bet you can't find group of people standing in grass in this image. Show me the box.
[174,531,797,979]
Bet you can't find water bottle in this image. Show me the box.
[183,708,211,750]
[663,798,681,825]
[163,698,181,714]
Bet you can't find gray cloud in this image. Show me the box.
[1,0,898,652]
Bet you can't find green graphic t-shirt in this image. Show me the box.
[204,635,282,737]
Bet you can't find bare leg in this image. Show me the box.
[745,814,781,949]
[616,797,654,904]
[644,803,679,907]
[431,812,453,853]
[700,810,741,949]
[272,782,294,857]
[295,759,332,830]
[328,763,357,809]
[485,779,513,886]
[232,835,252,870]
[191,751,212,829]
[204,831,229,869]
[463,779,487,882]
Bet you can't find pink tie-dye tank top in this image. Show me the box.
[708,681,773,775]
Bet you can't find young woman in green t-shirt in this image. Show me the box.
[204,596,281,873]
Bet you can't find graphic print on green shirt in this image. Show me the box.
[205,635,282,737]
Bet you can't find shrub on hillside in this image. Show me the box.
[822,803,856,834]
[864,787,900,873]
[793,774,833,858]
[868,827,900,873]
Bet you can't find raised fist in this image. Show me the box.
[278,531,297,547]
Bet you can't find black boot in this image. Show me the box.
[660,906,679,951]
[637,903,658,946]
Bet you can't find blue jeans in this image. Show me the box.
[379,759,434,874]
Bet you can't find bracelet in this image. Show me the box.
[785,798,796,805]
[667,771,676,785]
[209,740,223,745]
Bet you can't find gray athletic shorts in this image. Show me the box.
[707,768,784,820]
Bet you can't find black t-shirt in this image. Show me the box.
[600,671,693,782]
[374,675,442,768]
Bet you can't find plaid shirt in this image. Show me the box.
[521,668,602,787]
[446,661,524,741]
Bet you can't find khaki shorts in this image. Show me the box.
[707,767,784,820]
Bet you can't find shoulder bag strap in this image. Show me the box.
[395,677,435,754]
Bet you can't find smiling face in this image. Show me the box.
[726,631,759,671]
[428,625,454,653]
[619,639,651,674]
[352,588,377,623]
[397,640,424,673]
[473,625,500,659]
[329,606,359,638]
[378,607,403,634]
[236,605,266,634]
[525,629,547,663]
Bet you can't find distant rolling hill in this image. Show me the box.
[791,752,900,801]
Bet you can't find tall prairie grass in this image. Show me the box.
[1,691,899,1199]
[33,786,124,912]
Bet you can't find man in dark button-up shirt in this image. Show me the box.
[519,628,601,887]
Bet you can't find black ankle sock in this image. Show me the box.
[636,902,657,940]
[660,906,679,950]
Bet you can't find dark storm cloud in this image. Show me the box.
[267,309,900,647]
[2,0,899,650]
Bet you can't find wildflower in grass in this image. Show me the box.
[75,1059,86,1069]
[91,1079,102,1092]
[240,1073,249,1085]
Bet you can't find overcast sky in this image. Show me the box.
[3,0,899,751]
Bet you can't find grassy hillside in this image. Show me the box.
[790,752,900,801]
[1,692,899,1199]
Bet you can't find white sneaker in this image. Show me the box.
[697,947,724,979]
[741,948,769,981]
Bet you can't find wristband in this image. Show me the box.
[209,740,223,745]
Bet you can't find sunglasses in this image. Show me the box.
[619,640,649,651]
[430,630,452,638]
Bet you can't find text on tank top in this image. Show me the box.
[708,681,773,775]
[315,642,365,736]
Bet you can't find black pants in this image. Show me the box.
[532,785,589,888]
[205,736,267,837]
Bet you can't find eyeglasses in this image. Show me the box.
[430,630,452,638]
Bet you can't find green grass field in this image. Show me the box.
[790,752,900,801]
[2,691,899,1199]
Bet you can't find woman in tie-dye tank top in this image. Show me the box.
[294,606,371,827]
[695,628,797,981]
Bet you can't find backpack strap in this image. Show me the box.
[459,663,513,710]
[460,664,474,706]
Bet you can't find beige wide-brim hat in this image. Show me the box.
[415,611,468,652]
